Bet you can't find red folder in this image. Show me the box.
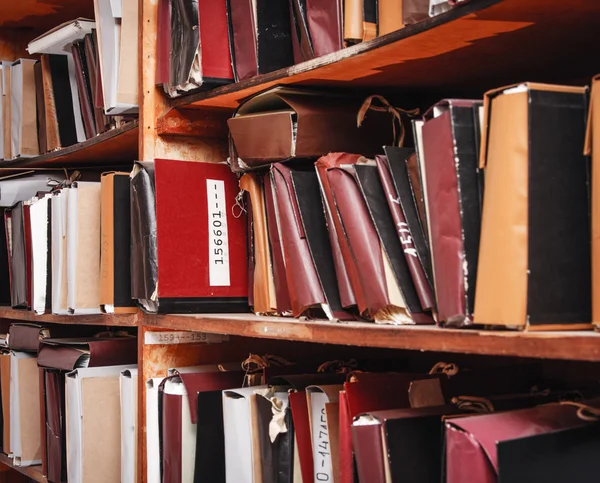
[199,0,234,81]
[155,159,247,304]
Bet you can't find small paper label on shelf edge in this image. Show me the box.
[144,331,229,345]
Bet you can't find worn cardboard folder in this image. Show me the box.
[51,189,69,315]
[1,61,11,161]
[93,0,138,114]
[66,365,136,483]
[130,160,247,313]
[228,87,393,168]
[10,59,39,158]
[67,181,102,315]
[379,0,404,35]
[0,352,10,454]
[420,99,483,326]
[585,75,600,329]
[100,173,135,313]
[475,83,591,330]
[239,173,278,315]
[10,352,41,466]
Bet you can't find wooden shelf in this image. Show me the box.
[0,1,94,32]
[143,313,600,362]
[0,307,139,327]
[0,453,46,483]
[164,0,600,118]
[0,121,138,170]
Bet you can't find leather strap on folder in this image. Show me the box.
[357,95,419,147]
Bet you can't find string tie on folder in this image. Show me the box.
[232,189,246,219]
[429,362,459,377]
[558,401,600,421]
[317,359,358,374]
[242,354,295,387]
[452,396,494,413]
[357,95,420,147]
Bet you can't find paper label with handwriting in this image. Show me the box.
[144,331,229,345]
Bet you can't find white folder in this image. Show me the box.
[120,368,138,483]
[93,0,138,114]
[146,377,164,483]
[51,189,69,315]
[29,194,51,314]
[66,364,137,483]
[223,385,269,483]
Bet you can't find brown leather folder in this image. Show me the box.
[83,34,108,133]
[39,56,60,152]
[586,75,600,329]
[8,323,97,353]
[476,83,591,330]
[263,173,292,314]
[37,336,137,371]
[11,59,40,158]
[33,62,47,155]
[420,99,482,326]
[226,0,258,81]
[271,163,349,320]
[290,0,315,62]
[240,173,278,315]
[306,0,344,56]
[100,172,136,314]
[445,401,600,483]
[44,369,65,483]
[325,158,433,324]
[316,154,360,312]
[228,87,393,168]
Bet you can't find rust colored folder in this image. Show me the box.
[8,323,97,353]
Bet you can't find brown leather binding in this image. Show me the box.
[306,0,344,56]
[587,75,600,328]
[40,55,60,152]
[344,0,363,42]
[240,173,277,314]
[228,87,393,167]
[316,153,362,311]
[34,62,47,155]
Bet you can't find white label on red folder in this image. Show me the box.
[144,331,229,345]
[207,179,231,286]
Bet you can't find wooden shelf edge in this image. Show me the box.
[143,314,600,362]
[0,307,139,326]
[0,453,46,483]
[0,121,139,169]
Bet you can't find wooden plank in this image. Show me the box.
[0,454,45,483]
[0,121,139,170]
[143,314,600,362]
[0,1,93,31]
[166,0,600,114]
[156,108,230,138]
[0,308,139,327]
